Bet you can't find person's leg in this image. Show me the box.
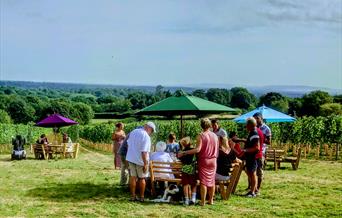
[120,156,128,185]
[256,158,264,192]
[136,165,147,201]
[138,178,146,200]
[183,184,190,205]
[200,184,207,206]
[129,176,137,199]
[248,171,257,194]
[208,186,215,204]
[113,143,117,169]
[191,185,197,203]
[128,162,137,200]
[219,183,226,200]
[183,184,189,198]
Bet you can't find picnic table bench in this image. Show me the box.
[266,147,302,170]
[150,160,242,200]
[32,143,80,160]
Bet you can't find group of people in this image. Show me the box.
[111,113,271,206]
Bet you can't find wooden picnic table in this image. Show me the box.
[32,143,80,160]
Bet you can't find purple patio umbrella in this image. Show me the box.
[35,114,78,128]
[35,114,78,144]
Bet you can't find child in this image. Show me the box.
[165,132,180,161]
[177,137,197,205]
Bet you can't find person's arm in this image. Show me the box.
[264,127,272,145]
[179,135,202,157]
[233,136,246,143]
[141,152,148,173]
[243,136,260,154]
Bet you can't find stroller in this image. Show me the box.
[11,135,27,160]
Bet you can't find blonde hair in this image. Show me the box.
[246,117,257,127]
[200,118,211,130]
[179,137,191,148]
[219,136,229,150]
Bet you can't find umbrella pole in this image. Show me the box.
[180,115,184,138]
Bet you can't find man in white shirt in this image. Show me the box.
[126,121,156,202]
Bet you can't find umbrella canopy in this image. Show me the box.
[35,114,78,128]
[136,92,236,116]
[233,105,296,123]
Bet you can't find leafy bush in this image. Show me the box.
[0,109,12,124]
[75,116,341,147]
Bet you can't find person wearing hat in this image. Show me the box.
[253,112,271,195]
[126,121,156,202]
[150,141,174,180]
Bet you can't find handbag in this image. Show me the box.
[181,155,197,175]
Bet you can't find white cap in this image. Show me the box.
[216,128,227,138]
[155,141,166,152]
[146,121,157,133]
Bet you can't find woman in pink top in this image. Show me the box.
[178,118,219,206]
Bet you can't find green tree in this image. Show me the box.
[333,94,342,104]
[259,92,289,113]
[288,98,303,117]
[230,87,257,109]
[192,89,207,99]
[319,103,342,116]
[301,91,333,116]
[0,94,11,110]
[205,89,231,106]
[0,109,12,123]
[42,99,72,118]
[7,98,35,124]
[71,102,94,125]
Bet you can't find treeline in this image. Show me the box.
[0,85,341,125]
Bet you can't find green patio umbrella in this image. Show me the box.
[136,91,236,136]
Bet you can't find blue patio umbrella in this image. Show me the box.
[233,105,296,123]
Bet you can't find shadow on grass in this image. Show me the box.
[27,182,130,202]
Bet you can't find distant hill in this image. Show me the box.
[185,83,341,97]
[0,80,341,97]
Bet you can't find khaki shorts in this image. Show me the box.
[256,158,264,179]
[128,162,148,179]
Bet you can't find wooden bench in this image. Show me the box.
[32,143,80,160]
[62,143,80,159]
[283,147,302,170]
[32,144,49,160]
[232,161,245,194]
[150,161,183,196]
[266,148,285,170]
[216,162,242,200]
[150,160,242,200]
[266,147,302,170]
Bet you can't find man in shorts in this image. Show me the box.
[253,112,272,194]
[242,117,260,198]
[126,122,156,202]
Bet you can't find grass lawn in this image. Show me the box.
[1,148,341,218]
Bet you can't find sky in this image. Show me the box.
[0,0,341,89]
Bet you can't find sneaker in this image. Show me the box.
[189,200,196,205]
[129,197,137,202]
[246,192,256,198]
[184,200,190,206]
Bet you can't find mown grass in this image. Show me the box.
[0,148,341,218]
